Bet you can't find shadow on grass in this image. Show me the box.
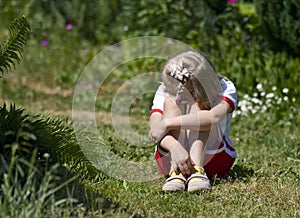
[211,164,255,185]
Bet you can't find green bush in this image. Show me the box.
[119,1,222,43]
[254,0,300,55]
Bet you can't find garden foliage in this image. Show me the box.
[0,0,299,122]
[0,1,299,216]
[254,0,300,55]
[0,0,298,157]
[5,0,297,158]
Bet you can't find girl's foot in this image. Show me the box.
[162,170,186,192]
[186,166,211,192]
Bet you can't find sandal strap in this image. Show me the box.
[186,173,208,183]
[192,165,205,174]
[165,175,186,183]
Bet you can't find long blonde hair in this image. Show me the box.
[162,50,222,110]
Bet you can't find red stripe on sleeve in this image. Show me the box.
[150,109,163,116]
[222,96,235,113]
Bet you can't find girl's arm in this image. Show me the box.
[149,112,166,143]
[149,100,232,143]
[165,100,232,131]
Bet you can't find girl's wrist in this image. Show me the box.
[164,116,181,131]
[164,117,172,131]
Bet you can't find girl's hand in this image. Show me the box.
[170,144,193,175]
[149,119,168,143]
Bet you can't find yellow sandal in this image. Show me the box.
[162,171,186,192]
[187,166,211,192]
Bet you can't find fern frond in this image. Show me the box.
[0,103,100,181]
[0,16,31,76]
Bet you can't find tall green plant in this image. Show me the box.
[254,0,300,55]
[0,144,77,217]
[0,103,99,181]
[0,16,31,76]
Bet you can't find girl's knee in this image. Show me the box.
[163,97,176,109]
[163,98,181,117]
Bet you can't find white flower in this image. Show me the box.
[251,108,258,114]
[251,97,262,105]
[232,111,237,118]
[282,88,289,94]
[272,86,277,91]
[43,153,50,159]
[256,83,263,91]
[243,94,250,100]
[277,98,282,105]
[266,98,272,106]
[266,93,275,98]
[238,100,247,108]
[283,96,289,101]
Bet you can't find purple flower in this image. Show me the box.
[66,23,73,30]
[41,39,49,46]
[228,0,237,3]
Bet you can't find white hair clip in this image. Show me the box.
[170,66,190,82]
[169,65,191,103]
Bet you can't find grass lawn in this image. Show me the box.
[1,74,299,217]
[88,114,299,217]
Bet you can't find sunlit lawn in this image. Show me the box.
[1,74,299,217]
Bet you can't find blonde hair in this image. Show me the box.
[162,50,222,110]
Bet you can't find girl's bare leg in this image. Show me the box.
[188,131,209,167]
[159,98,193,175]
[187,103,210,167]
[185,103,212,192]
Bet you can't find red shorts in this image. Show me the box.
[154,141,236,179]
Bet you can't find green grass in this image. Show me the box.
[1,73,299,217]
[88,114,299,218]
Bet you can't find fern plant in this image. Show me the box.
[0,16,100,182]
[0,103,101,183]
[0,16,31,76]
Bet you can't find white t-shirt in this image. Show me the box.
[150,78,237,158]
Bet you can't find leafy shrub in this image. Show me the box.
[119,0,222,43]
[254,0,300,55]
